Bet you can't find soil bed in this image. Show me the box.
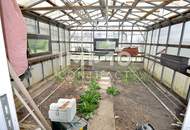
[112,77,180,130]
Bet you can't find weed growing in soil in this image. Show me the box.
[55,67,69,82]
[75,71,83,80]
[78,80,101,119]
[122,70,137,84]
[106,86,120,96]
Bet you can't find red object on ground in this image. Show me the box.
[0,0,28,76]
[118,47,139,56]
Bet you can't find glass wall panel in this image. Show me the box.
[83,31,93,42]
[70,31,81,41]
[119,31,131,43]
[159,26,169,44]
[52,43,59,53]
[147,31,152,43]
[51,25,58,41]
[182,21,190,45]
[152,29,159,44]
[39,22,49,35]
[132,32,145,43]
[166,47,178,55]
[168,23,183,45]
[59,28,64,41]
[25,17,38,34]
[94,31,106,38]
[107,31,119,39]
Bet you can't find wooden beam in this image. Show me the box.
[8,62,52,130]
[120,0,141,26]
[22,5,190,11]
[99,0,106,17]
[108,2,125,21]
[46,0,81,25]
[70,29,146,31]
[13,88,46,130]
[134,0,174,25]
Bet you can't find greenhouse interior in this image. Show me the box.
[1,0,190,130]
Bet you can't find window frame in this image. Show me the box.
[27,34,52,58]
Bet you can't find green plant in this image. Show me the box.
[80,90,101,104]
[55,67,72,82]
[89,80,100,90]
[122,71,137,84]
[106,86,120,96]
[75,71,83,80]
[78,102,97,119]
[78,80,101,119]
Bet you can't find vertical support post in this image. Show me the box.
[146,30,153,71]
[160,25,171,82]
[152,28,161,75]
[57,25,61,70]
[130,25,134,47]
[81,28,84,81]
[143,30,148,64]
[64,29,67,67]
[171,22,185,89]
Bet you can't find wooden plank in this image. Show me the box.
[8,62,52,130]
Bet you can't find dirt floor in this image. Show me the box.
[112,81,178,130]
[17,62,185,130]
[17,78,85,129]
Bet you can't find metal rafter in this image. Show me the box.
[120,0,141,26]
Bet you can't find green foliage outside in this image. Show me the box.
[106,86,120,96]
[78,80,101,119]
[28,39,49,54]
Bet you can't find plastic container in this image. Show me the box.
[48,98,76,122]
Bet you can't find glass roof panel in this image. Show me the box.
[57,15,70,20]
[32,1,52,8]
[49,0,65,6]
[82,0,98,5]
[137,2,154,7]
[44,10,63,19]
[17,0,41,7]
[167,1,189,6]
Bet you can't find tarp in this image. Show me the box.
[0,0,28,76]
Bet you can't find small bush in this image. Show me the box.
[78,80,101,119]
[89,80,100,90]
[80,90,101,105]
[78,102,97,119]
[106,86,120,96]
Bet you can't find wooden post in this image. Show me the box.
[8,62,52,130]
[13,88,46,130]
